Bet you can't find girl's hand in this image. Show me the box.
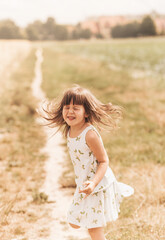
[79,181,96,199]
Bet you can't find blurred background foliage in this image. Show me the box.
[0,15,160,40]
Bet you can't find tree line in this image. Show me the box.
[111,16,157,38]
[0,16,162,40]
[0,17,92,40]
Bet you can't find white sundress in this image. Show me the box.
[66,124,134,229]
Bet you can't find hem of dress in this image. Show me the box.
[67,217,119,229]
[67,219,106,229]
[67,219,81,228]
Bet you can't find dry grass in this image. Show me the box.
[40,38,165,239]
[1,39,164,240]
[0,41,50,240]
[0,40,31,93]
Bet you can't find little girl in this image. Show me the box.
[42,84,134,240]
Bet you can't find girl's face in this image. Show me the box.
[62,99,88,127]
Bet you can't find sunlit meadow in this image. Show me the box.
[0,37,165,239]
[41,37,165,240]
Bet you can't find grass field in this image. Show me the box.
[40,37,165,240]
[0,41,49,240]
[0,38,164,240]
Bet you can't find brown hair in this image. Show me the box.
[39,84,124,138]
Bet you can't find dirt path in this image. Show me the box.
[32,49,90,240]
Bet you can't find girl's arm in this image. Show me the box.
[79,129,109,199]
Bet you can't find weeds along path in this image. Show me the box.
[0,40,31,93]
[32,48,90,240]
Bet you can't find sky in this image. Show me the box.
[0,0,165,27]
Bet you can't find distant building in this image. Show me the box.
[80,12,165,38]
[80,15,130,38]
[155,17,165,34]
[151,12,165,34]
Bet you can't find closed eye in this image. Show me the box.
[63,106,80,110]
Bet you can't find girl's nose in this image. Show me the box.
[68,108,74,113]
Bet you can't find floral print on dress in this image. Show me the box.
[66,125,134,229]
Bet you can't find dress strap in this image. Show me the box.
[82,125,104,145]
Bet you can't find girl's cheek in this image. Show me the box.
[62,111,66,118]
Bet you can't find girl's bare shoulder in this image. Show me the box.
[85,129,102,146]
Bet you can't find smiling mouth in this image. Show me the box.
[67,116,75,120]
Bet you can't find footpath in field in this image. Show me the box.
[32,49,90,240]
